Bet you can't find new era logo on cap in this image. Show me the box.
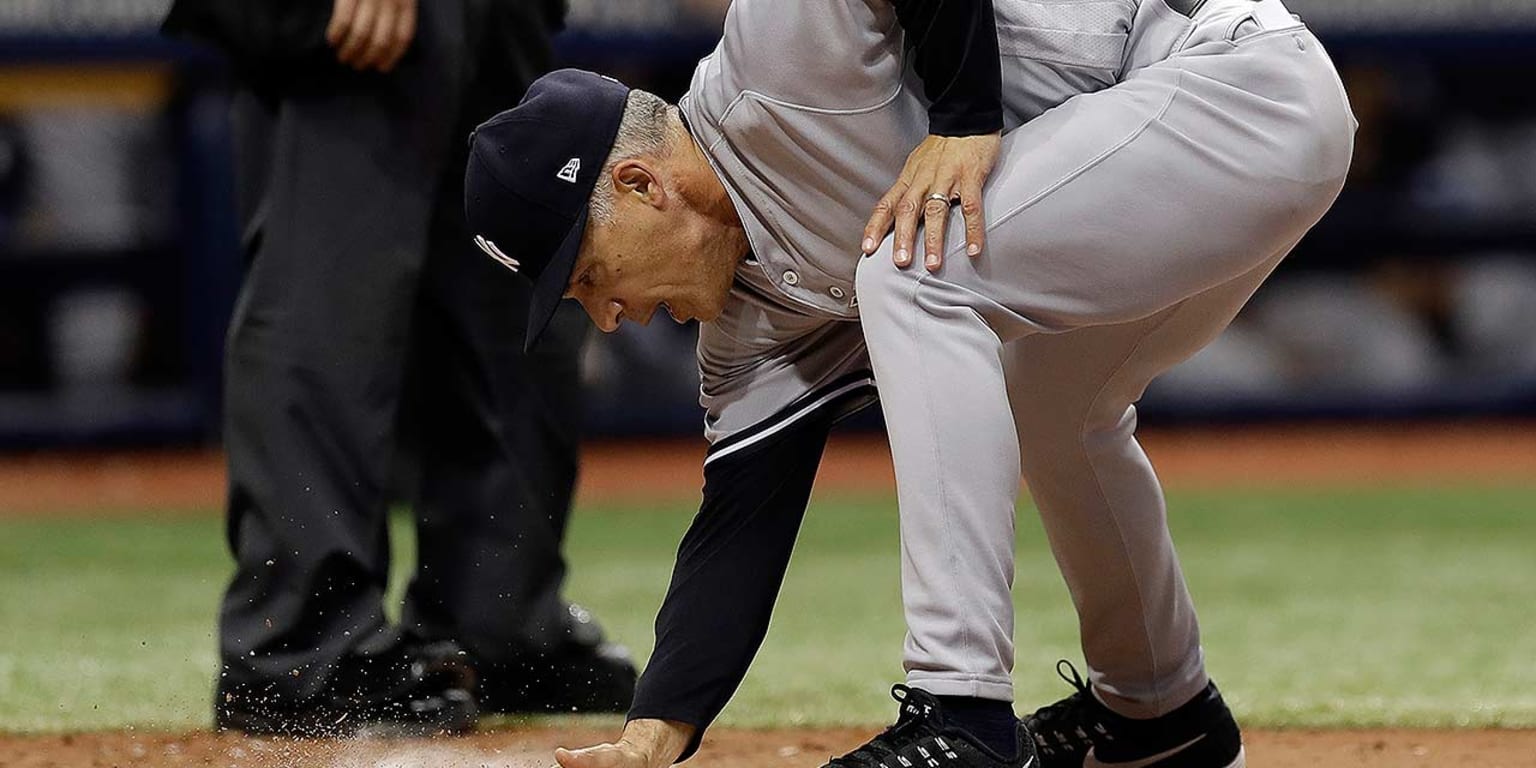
[463,68,631,351]
[474,235,521,273]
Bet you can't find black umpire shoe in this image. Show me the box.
[215,633,477,738]
[824,686,1040,768]
[1025,662,1245,768]
[476,603,638,714]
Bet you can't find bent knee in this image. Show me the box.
[853,250,915,322]
[856,251,1012,339]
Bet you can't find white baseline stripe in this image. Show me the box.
[703,377,876,467]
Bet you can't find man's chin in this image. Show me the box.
[691,304,725,324]
[661,299,720,325]
[691,290,732,324]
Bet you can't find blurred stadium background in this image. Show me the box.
[1,0,1535,444]
[2,1,1536,763]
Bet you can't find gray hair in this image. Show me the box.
[587,89,677,226]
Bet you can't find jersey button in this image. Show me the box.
[782,270,800,286]
[829,286,846,299]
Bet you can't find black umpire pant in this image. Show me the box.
[216,0,583,699]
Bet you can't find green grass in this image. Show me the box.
[2,484,1535,732]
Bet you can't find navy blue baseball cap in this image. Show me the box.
[465,69,631,350]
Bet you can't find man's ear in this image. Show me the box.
[613,159,666,209]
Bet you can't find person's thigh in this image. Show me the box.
[400,219,587,654]
[862,28,1353,340]
[218,0,474,687]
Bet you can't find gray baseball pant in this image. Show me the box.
[854,6,1355,717]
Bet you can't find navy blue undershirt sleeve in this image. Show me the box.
[626,387,873,760]
[891,0,1005,136]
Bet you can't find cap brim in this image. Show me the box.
[524,206,589,352]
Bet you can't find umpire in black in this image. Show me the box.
[163,0,637,735]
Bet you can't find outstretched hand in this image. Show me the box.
[862,132,1002,272]
[553,742,652,768]
[551,719,694,768]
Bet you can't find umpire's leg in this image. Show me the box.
[217,70,451,701]
[397,121,590,664]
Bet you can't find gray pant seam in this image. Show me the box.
[985,73,1188,709]
[1076,251,1284,713]
[1077,305,1185,715]
[905,270,974,681]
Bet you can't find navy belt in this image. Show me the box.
[1163,0,1210,18]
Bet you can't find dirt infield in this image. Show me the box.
[3,422,1536,516]
[3,727,1536,768]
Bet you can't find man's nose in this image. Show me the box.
[581,297,623,333]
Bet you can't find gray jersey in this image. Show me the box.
[681,0,1266,449]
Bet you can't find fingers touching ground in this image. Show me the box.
[553,743,649,768]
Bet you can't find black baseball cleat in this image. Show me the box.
[823,685,1040,768]
[215,634,477,738]
[1024,661,1244,768]
[476,603,638,714]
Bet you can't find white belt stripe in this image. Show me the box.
[703,377,876,467]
